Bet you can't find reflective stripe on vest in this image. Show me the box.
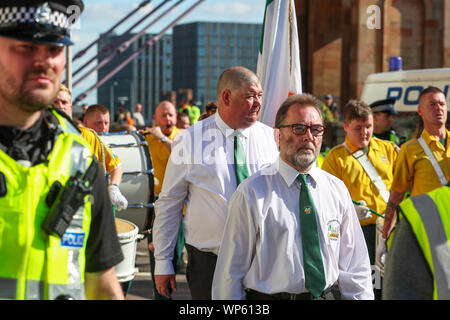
[0,110,93,300]
[390,131,400,146]
[400,190,450,300]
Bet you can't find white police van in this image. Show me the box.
[361,68,450,112]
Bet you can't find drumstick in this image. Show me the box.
[352,200,385,218]
[141,124,174,135]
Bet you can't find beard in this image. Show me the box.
[0,60,59,113]
[284,142,319,170]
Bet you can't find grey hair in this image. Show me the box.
[216,66,261,101]
[275,93,323,128]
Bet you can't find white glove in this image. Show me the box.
[353,200,372,220]
[376,234,387,266]
[108,184,128,211]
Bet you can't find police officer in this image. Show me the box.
[383,181,450,299]
[370,98,403,146]
[0,0,124,300]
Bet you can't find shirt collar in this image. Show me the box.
[168,126,181,139]
[344,136,376,153]
[214,112,250,139]
[277,156,319,188]
[421,128,449,146]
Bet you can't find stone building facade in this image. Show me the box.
[295,0,450,107]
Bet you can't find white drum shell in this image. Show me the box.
[99,132,154,232]
[115,218,139,282]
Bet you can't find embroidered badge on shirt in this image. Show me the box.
[327,220,340,241]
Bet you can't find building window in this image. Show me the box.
[198,46,205,57]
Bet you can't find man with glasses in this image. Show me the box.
[322,100,398,269]
[212,93,373,300]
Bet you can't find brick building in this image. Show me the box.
[295,0,450,107]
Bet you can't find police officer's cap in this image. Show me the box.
[0,0,84,46]
[369,98,398,115]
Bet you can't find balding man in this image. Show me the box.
[144,101,179,194]
[141,100,184,300]
[133,103,145,127]
[153,66,279,299]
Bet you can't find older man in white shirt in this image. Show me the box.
[212,93,374,300]
[153,66,279,299]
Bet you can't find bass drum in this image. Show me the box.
[99,131,155,233]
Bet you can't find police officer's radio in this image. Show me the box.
[42,161,98,238]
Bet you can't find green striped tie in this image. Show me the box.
[298,174,326,297]
[234,134,249,185]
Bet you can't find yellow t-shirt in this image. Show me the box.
[391,128,450,197]
[78,126,121,174]
[322,136,398,226]
[146,127,181,195]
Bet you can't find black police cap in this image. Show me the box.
[0,1,84,46]
[369,98,398,115]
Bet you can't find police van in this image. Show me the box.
[360,68,450,112]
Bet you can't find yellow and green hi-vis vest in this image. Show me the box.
[399,185,450,300]
[0,109,94,300]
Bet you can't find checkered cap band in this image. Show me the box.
[0,6,69,30]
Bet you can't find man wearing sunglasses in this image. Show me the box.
[322,100,398,277]
[212,93,373,300]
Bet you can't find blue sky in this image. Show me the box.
[70,0,267,105]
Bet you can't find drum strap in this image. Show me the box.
[343,142,390,203]
[418,137,448,186]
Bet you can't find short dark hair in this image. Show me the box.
[342,99,372,124]
[216,66,260,101]
[177,112,189,120]
[419,87,445,106]
[275,93,323,128]
[205,101,217,112]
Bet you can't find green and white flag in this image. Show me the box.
[257,0,302,127]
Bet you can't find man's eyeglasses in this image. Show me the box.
[277,123,325,136]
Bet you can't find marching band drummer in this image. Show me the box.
[83,104,128,212]
[140,100,185,300]
[322,100,398,269]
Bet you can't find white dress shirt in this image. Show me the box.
[132,112,145,126]
[153,112,279,275]
[212,157,374,300]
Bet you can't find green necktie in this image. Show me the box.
[234,134,249,185]
[298,174,326,298]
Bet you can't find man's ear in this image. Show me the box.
[222,89,231,106]
[273,128,280,147]
[417,105,423,118]
[343,121,349,133]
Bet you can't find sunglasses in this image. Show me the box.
[277,123,325,136]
